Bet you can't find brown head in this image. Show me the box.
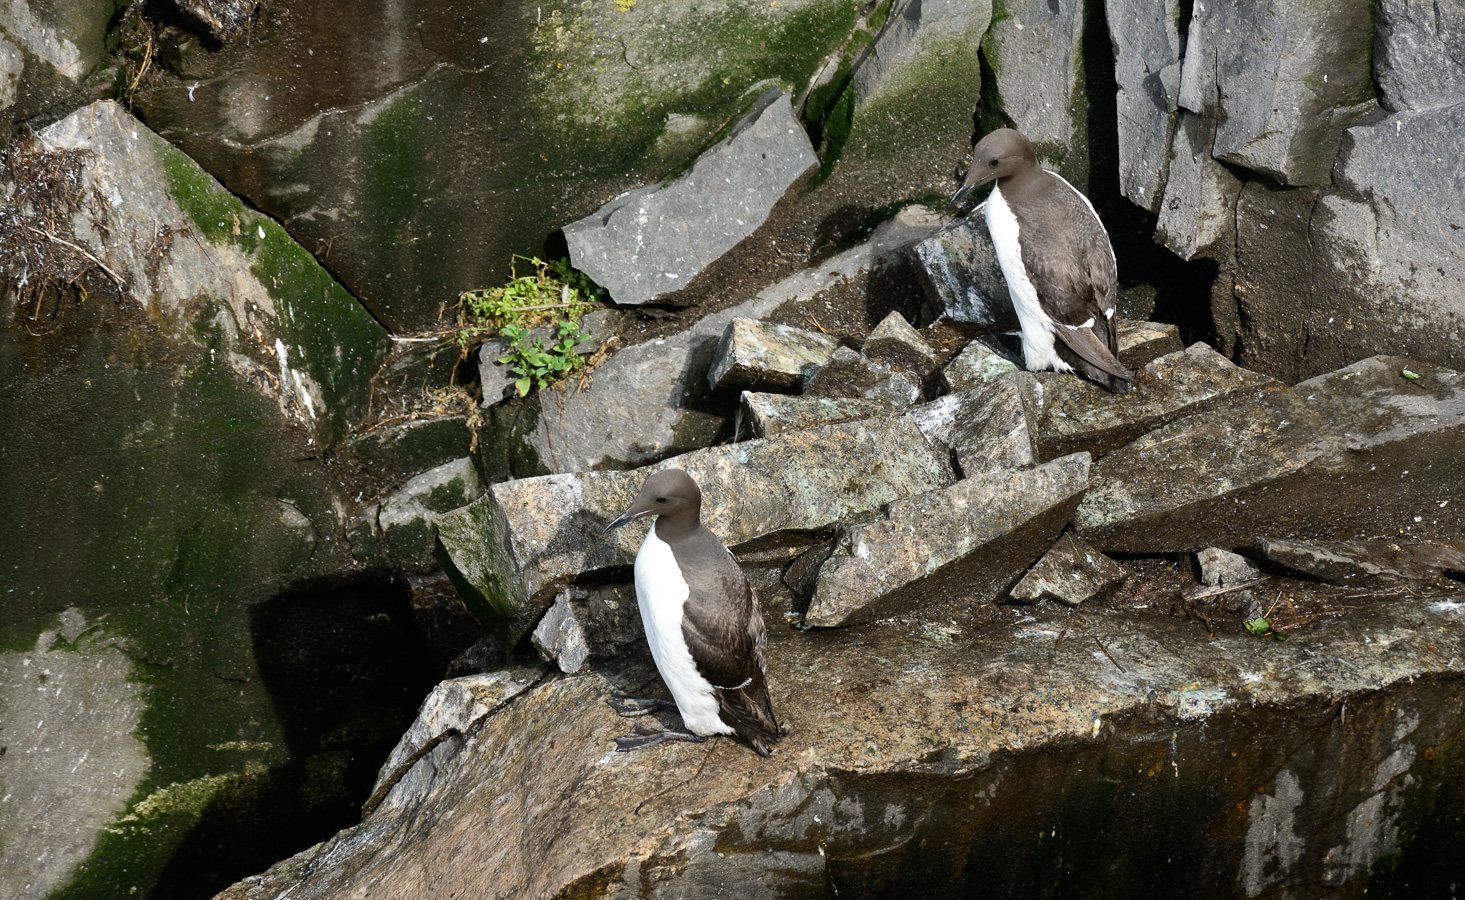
[602,468,703,540]
[949,128,1039,208]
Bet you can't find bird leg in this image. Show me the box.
[607,691,678,717]
[614,722,707,752]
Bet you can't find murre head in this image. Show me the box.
[602,468,703,535]
[949,127,1038,208]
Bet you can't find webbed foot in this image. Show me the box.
[614,722,707,752]
[607,691,678,717]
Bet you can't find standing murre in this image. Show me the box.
[601,468,782,757]
[950,127,1132,394]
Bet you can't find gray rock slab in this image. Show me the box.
[906,373,1036,475]
[531,584,642,675]
[564,89,816,306]
[984,0,1088,152]
[215,598,1465,900]
[804,346,923,406]
[941,336,1020,392]
[1373,0,1465,112]
[707,317,841,392]
[362,666,547,817]
[911,211,1019,329]
[478,310,615,406]
[1009,535,1128,606]
[1155,112,1245,260]
[1023,343,1278,462]
[1104,0,1183,212]
[1176,0,1376,185]
[0,0,116,134]
[861,311,943,386]
[0,619,149,900]
[740,392,897,438]
[480,206,945,477]
[1256,538,1465,588]
[379,458,484,574]
[1116,321,1183,369]
[806,452,1091,627]
[439,416,955,640]
[850,0,994,106]
[1196,547,1261,588]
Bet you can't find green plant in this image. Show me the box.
[455,256,600,396]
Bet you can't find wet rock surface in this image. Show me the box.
[565,91,816,306]
[806,452,1091,627]
[1257,538,1465,588]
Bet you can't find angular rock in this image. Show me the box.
[906,373,1036,475]
[983,0,1088,154]
[439,416,955,640]
[861,311,943,387]
[216,598,1465,900]
[1155,113,1245,260]
[0,0,116,137]
[564,90,816,306]
[349,416,473,485]
[172,0,268,43]
[1009,535,1128,606]
[478,207,944,478]
[1023,343,1278,461]
[1104,0,1183,212]
[806,452,1091,627]
[378,458,483,574]
[478,309,615,405]
[362,666,546,816]
[1176,0,1376,185]
[740,392,895,438]
[531,584,642,675]
[1372,0,1465,113]
[1256,538,1465,588]
[941,336,1020,392]
[707,317,841,392]
[804,346,923,406]
[1116,321,1183,369]
[911,210,1019,329]
[1196,547,1261,588]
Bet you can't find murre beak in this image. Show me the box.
[949,167,997,209]
[948,183,974,209]
[601,508,650,535]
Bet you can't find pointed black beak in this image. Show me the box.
[601,509,648,535]
[948,183,974,209]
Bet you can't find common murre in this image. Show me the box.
[601,468,782,757]
[950,127,1132,394]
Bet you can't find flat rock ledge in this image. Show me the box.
[217,599,1465,899]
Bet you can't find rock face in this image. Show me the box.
[376,458,483,574]
[1257,538,1465,588]
[0,0,116,138]
[1196,547,1261,588]
[215,596,1465,900]
[531,584,641,675]
[707,317,841,393]
[805,452,1091,626]
[940,337,1019,392]
[1104,0,1182,213]
[983,0,1088,158]
[1009,534,1128,605]
[477,207,944,479]
[910,210,1018,329]
[565,90,817,306]
[439,416,955,641]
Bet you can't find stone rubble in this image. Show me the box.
[1009,534,1128,606]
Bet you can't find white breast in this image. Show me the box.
[634,527,732,737]
[987,184,1073,374]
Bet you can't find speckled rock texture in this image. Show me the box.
[940,337,1020,393]
[739,393,897,438]
[531,584,641,675]
[911,208,1019,330]
[1115,321,1183,369]
[806,452,1091,626]
[707,317,841,392]
[565,90,817,306]
[905,373,1036,475]
[1009,534,1128,605]
[215,596,1465,900]
[1256,538,1465,588]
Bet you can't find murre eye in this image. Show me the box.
[656,497,668,504]
[988,158,999,167]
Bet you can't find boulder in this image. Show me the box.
[805,452,1091,627]
[1196,547,1261,588]
[905,374,1036,475]
[911,210,1019,329]
[477,206,944,478]
[1103,0,1183,213]
[377,458,484,574]
[860,311,943,387]
[803,346,923,406]
[215,587,1465,899]
[1256,538,1465,588]
[564,90,817,306]
[1176,0,1376,185]
[739,392,896,438]
[707,318,841,393]
[1116,321,1183,369]
[1009,534,1128,605]
[438,416,955,641]
[531,584,642,675]
[1154,112,1245,260]
[940,336,1020,392]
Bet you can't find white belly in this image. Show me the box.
[986,185,1072,374]
[634,528,732,736]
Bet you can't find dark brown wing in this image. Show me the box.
[1016,175,1131,387]
[677,530,781,755]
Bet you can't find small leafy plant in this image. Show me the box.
[456,256,600,396]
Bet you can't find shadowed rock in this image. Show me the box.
[377,458,483,575]
[906,373,1036,475]
[1009,534,1127,605]
[564,90,817,306]
[1257,538,1465,588]
[1155,113,1245,260]
[805,452,1091,627]
[531,584,641,675]
[911,211,1019,329]
[861,311,943,388]
[804,346,923,407]
[1196,547,1261,588]
[1116,321,1183,369]
[707,318,841,393]
[438,416,955,641]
